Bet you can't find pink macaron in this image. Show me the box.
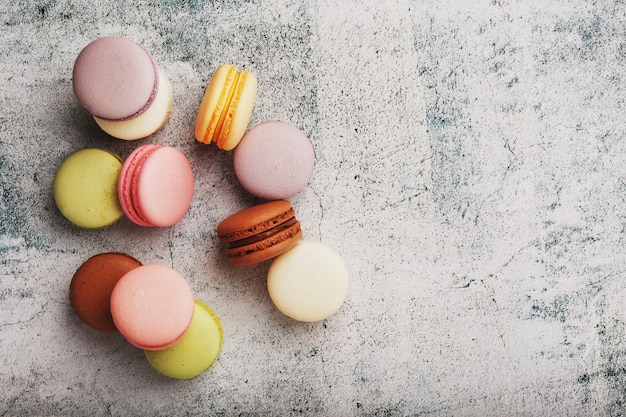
[110,264,194,350]
[233,121,315,200]
[118,145,194,227]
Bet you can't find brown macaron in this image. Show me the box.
[216,200,302,266]
[70,252,142,333]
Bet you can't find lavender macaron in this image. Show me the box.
[72,37,172,140]
[233,121,315,200]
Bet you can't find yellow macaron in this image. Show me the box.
[195,64,257,151]
[144,299,224,379]
[53,148,124,229]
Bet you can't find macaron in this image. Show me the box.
[144,300,223,379]
[195,64,257,151]
[53,148,124,229]
[72,37,173,140]
[117,144,194,227]
[216,200,302,266]
[110,264,195,350]
[267,241,349,322]
[234,121,315,200]
[70,252,142,333]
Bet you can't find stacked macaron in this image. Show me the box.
[70,253,223,379]
[194,65,349,322]
[73,37,173,140]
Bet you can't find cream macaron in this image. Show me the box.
[268,241,349,322]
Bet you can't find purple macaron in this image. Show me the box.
[233,121,315,200]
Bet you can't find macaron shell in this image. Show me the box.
[267,241,349,322]
[110,264,195,350]
[53,148,124,229]
[234,121,315,200]
[94,68,173,140]
[144,300,224,379]
[72,37,158,120]
[70,253,142,333]
[133,146,194,227]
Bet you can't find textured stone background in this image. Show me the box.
[2,0,626,415]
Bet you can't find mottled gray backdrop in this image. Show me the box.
[2,0,626,416]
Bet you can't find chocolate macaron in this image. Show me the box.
[216,200,302,266]
[70,252,142,333]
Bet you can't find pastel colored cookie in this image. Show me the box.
[72,37,172,140]
[53,148,124,229]
[216,200,302,266]
[145,300,223,379]
[110,264,195,350]
[195,64,257,151]
[234,121,315,200]
[117,144,194,227]
[267,241,349,322]
[70,252,142,333]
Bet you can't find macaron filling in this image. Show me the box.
[118,145,160,226]
[217,203,297,243]
[130,147,161,225]
[226,217,299,249]
[212,70,240,145]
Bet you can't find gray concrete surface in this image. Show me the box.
[2,0,626,415]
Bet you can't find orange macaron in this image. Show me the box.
[216,200,302,266]
[195,64,257,151]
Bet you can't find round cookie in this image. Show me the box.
[72,37,172,140]
[216,200,302,266]
[117,145,194,227]
[53,148,124,229]
[70,252,142,333]
[110,264,194,350]
[267,241,349,322]
[195,64,257,150]
[234,121,315,200]
[145,300,224,379]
